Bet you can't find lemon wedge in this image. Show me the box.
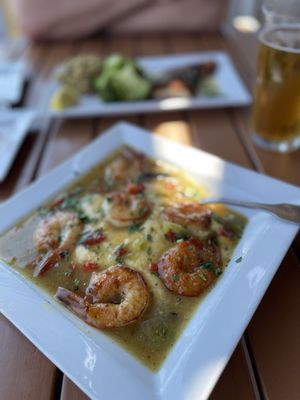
[50,85,79,110]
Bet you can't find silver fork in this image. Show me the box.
[200,197,300,225]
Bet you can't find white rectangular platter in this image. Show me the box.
[0,122,299,400]
[41,51,251,118]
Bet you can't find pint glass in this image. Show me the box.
[252,0,300,152]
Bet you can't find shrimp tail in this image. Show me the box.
[56,287,87,320]
[33,250,60,277]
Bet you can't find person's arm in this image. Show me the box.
[10,0,153,39]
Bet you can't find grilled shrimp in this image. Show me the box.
[34,210,82,252]
[104,146,145,187]
[158,239,222,296]
[32,211,82,276]
[103,191,151,228]
[56,265,149,328]
[162,203,212,235]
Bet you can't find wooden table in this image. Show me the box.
[1,31,300,400]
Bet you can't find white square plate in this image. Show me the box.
[41,51,251,118]
[0,110,35,182]
[0,122,299,400]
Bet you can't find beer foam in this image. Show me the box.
[260,24,300,54]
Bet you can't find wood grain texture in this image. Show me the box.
[0,316,57,400]
[2,31,300,400]
[0,44,71,400]
[210,342,257,400]
[221,31,300,400]
[247,250,300,400]
[61,377,90,400]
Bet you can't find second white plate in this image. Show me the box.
[41,51,252,118]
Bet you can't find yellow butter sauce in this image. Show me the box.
[0,148,247,371]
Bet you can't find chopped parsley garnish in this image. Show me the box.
[64,271,72,278]
[73,278,80,290]
[128,222,143,233]
[215,268,223,276]
[146,247,152,256]
[78,212,94,224]
[235,256,243,263]
[59,196,80,210]
[200,261,212,270]
[172,273,179,282]
[146,233,153,242]
[60,250,71,259]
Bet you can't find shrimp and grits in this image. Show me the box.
[0,146,247,371]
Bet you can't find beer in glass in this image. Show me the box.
[252,1,300,152]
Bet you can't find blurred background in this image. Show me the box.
[0,0,263,40]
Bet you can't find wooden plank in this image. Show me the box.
[61,378,89,400]
[37,119,94,175]
[25,42,75,108]
[135,34,169,56]
[230,107,300,185]
[0,44,75,400]
[0,316,58,400]
[210,340,258,400]
[214,32,300,399]
[247,250,300,400]
[76,36,109,55]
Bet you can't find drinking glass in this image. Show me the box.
[252,0,300,152]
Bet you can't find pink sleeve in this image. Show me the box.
[111,0,229,33]
[9,0,154,39]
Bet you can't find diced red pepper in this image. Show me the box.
[83,262,100,272]
[127,182,145,195]
[218,226,234,239]
[190,238,204,249]
[82,231,106,246]
[149,262,158,273]
[117,246,128,257]
[166,230,176,242]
